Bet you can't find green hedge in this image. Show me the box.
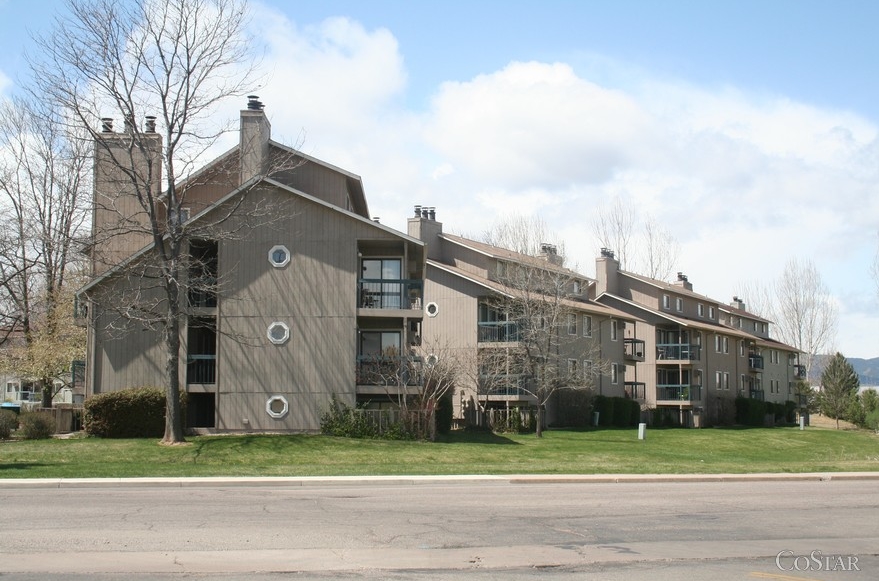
[593,395,641,428]
[554,390,593,427]
[734,397,793,427]
[84,387,186,438]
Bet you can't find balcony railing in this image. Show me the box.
[750,389,765,401]
[477,321,521,343]
[749,354,764,370]
[356,356,422,386]
[358,279,423,310]
[656,343,701,361]
[480,374,528,397]
[186,354,216,385]
[624,339,646,361]
[624,381,646,400]
[793,364,807,379]
[656,384,702,402]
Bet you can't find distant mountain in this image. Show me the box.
[847,357,879,388]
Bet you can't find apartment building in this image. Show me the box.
[594,248,804,426]
[80,98,426,432]
[408,210,639,426]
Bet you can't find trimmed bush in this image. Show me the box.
[435,390,454,435]
[0,410,19,439]
[593,395,614,427]
[17,412,55,440]
[84,387,186,438]
[735,396,768,427]
[554,389,593,427]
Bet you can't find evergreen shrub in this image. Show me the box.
[17,412,55,440]
[84,387,185,438]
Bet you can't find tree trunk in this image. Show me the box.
[40,382,53,408]
[535,405,543,438]
[162,261,185,444]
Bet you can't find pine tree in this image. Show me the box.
[819,352,860,429]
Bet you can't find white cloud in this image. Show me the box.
[244,14,879,357]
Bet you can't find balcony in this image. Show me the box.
[793,364,806,379]
[356,356,422,386]
[480,374,529,397]
[477,321,521,343]
[749,354,764,370]
[186,354,216,385]
[188,280,217,308]
[656,343,701,361]
[656,384,702,402]
[749,389,765,401]
[624,381,646,400]
[358,279,423,311]
[624,339,646,361]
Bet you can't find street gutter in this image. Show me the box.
[1,471,878,489]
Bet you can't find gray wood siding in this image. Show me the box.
[212,186,414,431]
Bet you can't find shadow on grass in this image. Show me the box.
[437,431,522,445]
[0,462,49,471]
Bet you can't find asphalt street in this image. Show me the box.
[1,474,877,580]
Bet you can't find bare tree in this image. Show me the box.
[592,196,680,280]
[640,217,680,281]
[481,221,609,437]
[738,258,837,382]
[0,96,90,406]
[593,196,636,270]
[483,215,567,266]
[30,0,261,443]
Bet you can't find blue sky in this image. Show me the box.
[1,0,878,358]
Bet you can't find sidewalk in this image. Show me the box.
[2,471,878,488]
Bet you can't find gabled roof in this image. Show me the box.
[618,269,714,302]
[429,259,637,321]
[439,233,594,282]
[718,302,772,324]
[597,292,800,352]
[79,175,420,295]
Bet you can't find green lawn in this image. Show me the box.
[1,427,877,479]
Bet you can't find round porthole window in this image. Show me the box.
[266,395,289,419]
[425,353,439,367]
[425,302,439,317]
[268,245,291,268]
[267,321,290,344]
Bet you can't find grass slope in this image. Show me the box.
[1,427,877,479]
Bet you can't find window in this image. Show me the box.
[582,315,593,337]
[267,322,290,345]
[675,297,683,312]
[573,280,581,294]
[723,372,730,390]
[583,360,593,381]
[663,295,670,309]
[268,245,291,268]
[698,304,704,317]
[361,258,403,308]
[739,340,745,357]
[567,313,577,335]
[496,261,507,278]
[568,359,578,377]
[723,337,729,354]
[611,363,619,385]
[265,395,289,419]
[715,335,722,353]
[425,302,439,317]
[708,306,715,320]
[360,331,402,357]
[715,371,722,390]
[741,374,747,392]
[610,320,618,341]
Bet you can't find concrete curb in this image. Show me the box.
[1,471,878,489]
